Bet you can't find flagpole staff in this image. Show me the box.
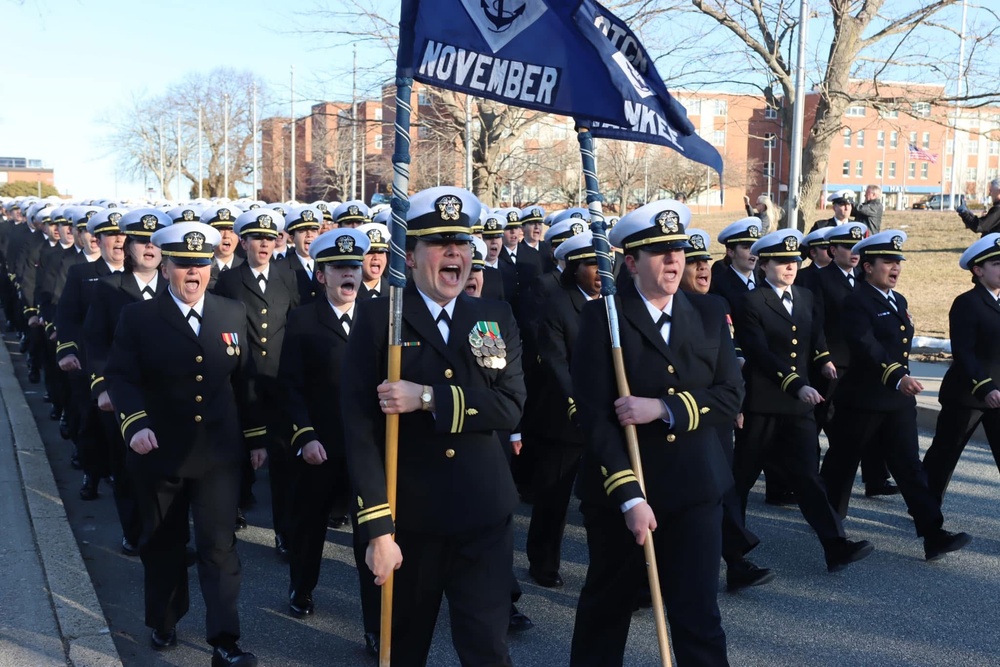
[380,3,419,664]
[576,126,673,667]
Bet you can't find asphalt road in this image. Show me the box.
[10,339,1000,667]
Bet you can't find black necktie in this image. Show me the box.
[436,309,451,342]
[141,286,154,300]
[656,312,671,328]
[187,309,201,323]
[888,293,898,311]
[848,273,855,288]
[340,313,351,334]
[782,290,793,313]
[220,264,229,272]
[258,274,267,291]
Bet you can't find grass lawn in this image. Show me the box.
[687,209,978,339]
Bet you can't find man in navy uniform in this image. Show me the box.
[343,186,526,666]
[923,233,1000,501]
[569,200,743,667]
[203,204,245,289]
[710,217,761,315]
[283,205,323,304]
[334,200,371,229]
[105,221,267,667]
[214,208,300,546]
[480,210,514,302]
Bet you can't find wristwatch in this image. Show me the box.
[420,386,433,411]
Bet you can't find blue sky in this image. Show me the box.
[1,0,383,199]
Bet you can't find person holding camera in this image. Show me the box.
[958,179,1000,236]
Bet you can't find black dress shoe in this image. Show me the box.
[211,643,257,667]
[726,558,776,592]
[924,530,972,561]
[764,490,797,506]
[274,533,291,561]
[79,475,99,501]
[289,590,314,617]
[528,568,564,588]
[363,632,379,658]
[865,481,900,497]
[150,627,177,650]
[508,604,533,633]
[121,537,138,557]
[235,509,247,531]
[824,538,875,573]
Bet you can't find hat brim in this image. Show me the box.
[319,259,363,267]
[637,240,692,253]
[685,251,711,262]
[414,232,474,243]
[859,251,905,261]
[165,255,213,266]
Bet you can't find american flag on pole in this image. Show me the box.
[907,144,938,163]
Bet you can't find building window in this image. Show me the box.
[989,141,999,155]
[847,105,866,117]
[921,163,928,179]
[944,166,952,180]
[843,128,852,147]
[765,162,776,177]
[856,160,864,177]
[842,160,851,177]
[764,107,778,119]
[712,130,726,146]
[714,99,728,116]
[417,124,430,139]
[417,92,431,106]
[876,161,884,178]
[967,167,978,181]
[890,132,898,149]
[877,131,885,148]
[909,162,916,178]
[922,132,930,149]
[889,161,897,178]
[989,168,999,180]
[968,140,979,154]
[374,108,383,121]
[913,102,931,117]
[684,98,702,115]
[909,131,918,145]
[947,142,953,154]
[857,130,865,148]
[881,108,900,119]
[374,133,383,150]
[764,133,776,148]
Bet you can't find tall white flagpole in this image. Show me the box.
[177,114,182,200]
[351,47,359,200]
[785,0,809,229]
[290,65,297,201]
[198,105,204,199]
[252,82,259,199]
[159,117,165,199]
[948,0,968,210]
[224,94,230,198]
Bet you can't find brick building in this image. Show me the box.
[0,157,55,192]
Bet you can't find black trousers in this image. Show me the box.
[98,411,141,544]
[287,454,350,597]
[815,372,891,486]
[525,435,581,576]
[266,437,293,537]
[924,405,1000,502]
[716,425,759,564]
[133,464,242,646]
[821,405,943,537]
[735,412,845,543]
[390,517,514,667]
[570,501,728,667]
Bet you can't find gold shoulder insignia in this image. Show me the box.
[465,408,479,416]
[600,466,608,477]
[700,407,710,414]
[357,496,364,509]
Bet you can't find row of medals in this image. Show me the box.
[469,329,507,369]
[226,345,241,356]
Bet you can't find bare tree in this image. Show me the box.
[653,0,1000,227]
[103,68,269,199]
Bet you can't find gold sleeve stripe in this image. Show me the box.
[605,475,640,496]
[449,386,466,433]
[120,411,147,437]
[603,469,635,490]
[243,428,267,438]
[971,378,992,394]
[567,404,578,420]
[677,391,700,431]
[780,373,801,393]
[813,351,830,362]
[290,426,315,447]
[358,503,391,519]
[881,363,903,385]
[457,387,466,433]
[56,342,78,353]
[89,376,105,391]
[357,508,393,525]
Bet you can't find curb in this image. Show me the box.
[0,341,122,667]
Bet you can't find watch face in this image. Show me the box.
[421,391,432,402]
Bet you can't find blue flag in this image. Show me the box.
[402,0,723,179]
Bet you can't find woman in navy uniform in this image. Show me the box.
[282,205,323,305]
[278,227,382,657]
[343,187,526,667]
[923,233,1000,500]
[569,200,743,667]
[105,221,267,667]
[820,230,972,562]
[84,208,172,555]
[734,229,873,572]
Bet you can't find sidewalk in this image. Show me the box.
[0,337,121,667]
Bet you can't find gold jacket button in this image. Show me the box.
[195,375,203,382]
[790,366,796,371]
[195,395,203,403]
[666,434,676,443]
[261,350,267,357]
[667,365,675,374]
[903,352,909,358]
[195,355,203,363]
[194,415,202,423]
[790,352,797,358]
[444,369,454,379]
[791,325,797,332]
[262,322,268,329]
[902,337,908,344]
[445,448,456,458]
[900,325,906,331]
[261,337,267,344]
[791,339,798,345]
[667,388,676,395]
[261,308,267,315]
